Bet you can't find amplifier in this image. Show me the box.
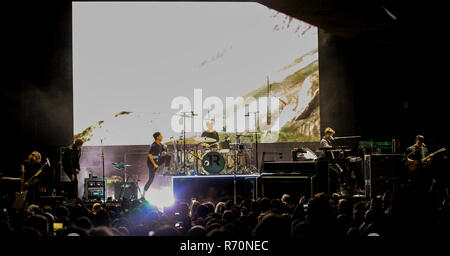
[364,154,403,180]
[364,154,404,198]
[0,177,22,193]
[84,178,106,201]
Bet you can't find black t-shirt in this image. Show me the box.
[22,159,41,185]
[62,145,81,176]
[147,142,163,166]
[404,145,429,162]
[201,130,219,144]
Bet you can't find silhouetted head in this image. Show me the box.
[252,213,290,237]
[23,214,49,236]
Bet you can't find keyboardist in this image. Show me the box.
[318,127,348,195]
[320,127,335,148]
[320,127,335,159]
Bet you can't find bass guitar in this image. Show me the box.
[12,159,50,209]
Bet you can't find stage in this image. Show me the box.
[79,172,318,206]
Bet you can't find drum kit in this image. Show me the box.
[167,134,257,175]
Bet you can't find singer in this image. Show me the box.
[403,135,432,191]
[62,139,84,201]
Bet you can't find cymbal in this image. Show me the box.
[193,136,217,143]
[244,131,260,134]
[202,142,218,147]
[112,162,131,167]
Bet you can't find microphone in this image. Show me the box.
[46,158,51,167]
[330,136,335,141]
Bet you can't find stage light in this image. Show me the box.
[144,186,175,211]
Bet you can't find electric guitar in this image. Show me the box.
[12,160,50,209]
[407,148,446,172]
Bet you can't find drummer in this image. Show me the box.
[201,121,219,148]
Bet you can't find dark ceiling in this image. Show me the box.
[256,0,403,42]
[7,0,431,43]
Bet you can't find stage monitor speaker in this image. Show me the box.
[364,154,403,198]
[84,178,106,201]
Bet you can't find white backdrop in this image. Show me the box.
[73,2,318,146]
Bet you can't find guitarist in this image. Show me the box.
[21,151,42,205]
[403,135,432,190]
[143,132,171,199]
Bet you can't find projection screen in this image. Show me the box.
[73,2,319,146]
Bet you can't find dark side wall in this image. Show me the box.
[318,28,448,151]
[2,2,73,175]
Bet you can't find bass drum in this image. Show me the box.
[202,151,225,174]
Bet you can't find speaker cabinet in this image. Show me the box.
[364,154,403,198]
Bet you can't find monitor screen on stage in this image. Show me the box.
[73,2,319,146]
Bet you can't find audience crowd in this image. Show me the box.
[1,188,448,238]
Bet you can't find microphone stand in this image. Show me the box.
[247,111,259,172]
[183,117,186,174]
[100,138,105,202]
[234,132,240,174]
[233,131,240,204]
[58,146,66,191]
[170,136,178,174]
[179,112,196,175]
[255,113,259,172]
